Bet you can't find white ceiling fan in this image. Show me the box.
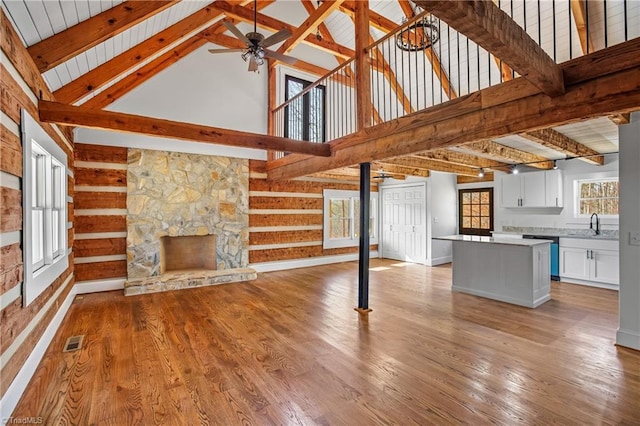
[208,0,298,72]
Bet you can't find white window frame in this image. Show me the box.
[323,189,378,249]
[573,177,619,219]
[22,110,68,306]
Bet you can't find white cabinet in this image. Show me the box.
[522,173,546,207]
[559,238,619,288]
[544,169,563,208]
[501,174,523,207]
[500,170,563,208]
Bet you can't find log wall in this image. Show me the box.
[248,160,378,265]
[73,144,127,283]
[0,9,74,401]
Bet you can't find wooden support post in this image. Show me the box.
[354,0,371,130]
[354,0,372,314]
[356,162,372,314]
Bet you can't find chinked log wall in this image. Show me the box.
[73,144,127,282]
[0,8,74,400]
[248,160,377,264]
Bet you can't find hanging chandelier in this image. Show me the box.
[395,15,440,52]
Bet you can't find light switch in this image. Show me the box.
[630,232,640,246]
[434,217,439,223]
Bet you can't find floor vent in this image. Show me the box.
[63,335,84,352]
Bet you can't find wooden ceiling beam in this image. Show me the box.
[214,0,353,59]
[339,2,397,34]
[520,128,605,165]
[372,162,429,178]
[413,150,508,169]
[381,156,482,176]
[265,37,640,180]
[609,113,631,125]
[457,173,494,184]
[413,0,565,97]
[277,0,346,55]
[53,1,232,104]
[28,1,179,73]
[38,101,332,157]
[463,140,554,169]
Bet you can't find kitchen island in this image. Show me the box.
[435,235,552,308]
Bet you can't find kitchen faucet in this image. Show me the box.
[590,213,600,235]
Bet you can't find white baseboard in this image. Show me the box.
[75,278,125,294]
[0,277,126,419]
[0,281,76,421]
[251,251,379,273]
[616,328,640,350]
[559,277,619,291]
[428,256,452,266]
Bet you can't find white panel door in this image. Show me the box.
[381,185,426,263]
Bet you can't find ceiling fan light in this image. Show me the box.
[241,51,250,62]
[256,57,264,66]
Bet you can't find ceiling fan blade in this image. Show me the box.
[223,21,251,45]
[248,55,259,72]
[208,48,245,54]
[260,29,292,48]
[264,50,297,65]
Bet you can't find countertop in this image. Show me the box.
[495,230,619,241]
[435,235,553,246]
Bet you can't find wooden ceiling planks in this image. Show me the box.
[52,1,231,104]
[28,1,178,73]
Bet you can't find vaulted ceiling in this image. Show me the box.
[2,0,637,181]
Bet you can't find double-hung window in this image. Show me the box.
[575,178,619,217]
[284,75,325,143]
[22,110,68,306]
[323,189,378,249]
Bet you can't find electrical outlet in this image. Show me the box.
[630,231,640,246]
[433,217,439,223]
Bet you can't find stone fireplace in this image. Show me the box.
[124,149,256,296]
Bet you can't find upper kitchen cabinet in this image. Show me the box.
[500,170,563,208]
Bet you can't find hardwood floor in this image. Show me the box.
[13,259,640,425]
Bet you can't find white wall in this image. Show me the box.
[617,113,640,350]
[459,153,620,232]
[108,44,268,134]
[427,172,457,265]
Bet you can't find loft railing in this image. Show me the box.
[270,0,639,158]
[271,59,355,159]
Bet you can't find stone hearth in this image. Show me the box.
[125,149,255,296]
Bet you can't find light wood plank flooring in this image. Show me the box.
[13,259,640,424]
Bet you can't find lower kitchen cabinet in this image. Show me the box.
[559,238,619,288]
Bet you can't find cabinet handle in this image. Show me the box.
[587,250,590,260]
[556,197,558,207]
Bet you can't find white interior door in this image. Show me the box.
[381,185,426,263]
